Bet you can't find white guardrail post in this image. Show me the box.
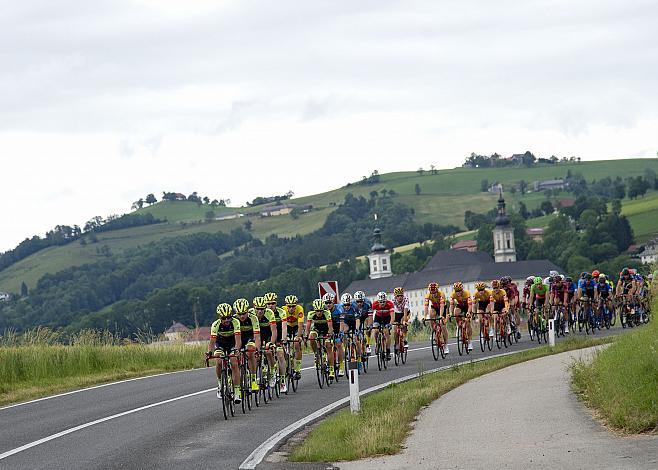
[349,360,360,413]
[548,319,555,347]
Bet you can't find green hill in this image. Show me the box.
[1,158,657,294]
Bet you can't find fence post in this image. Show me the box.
[548,319,555,347]
[349,360,360,413]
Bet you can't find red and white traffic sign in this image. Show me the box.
[318,281,339,301]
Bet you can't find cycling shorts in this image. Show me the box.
[373,314,391,327]
[477,300,488,312]
[394,312,405,324]
[534,298,546,308]
[343,317,357,333]
[287,324,299,339]
[492,302,506,313]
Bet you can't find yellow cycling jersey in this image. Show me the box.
[473,289,492,304]
[284,304,305,325]
[490,288,509,311]
[450,290,471,307]
[424,290,445,306]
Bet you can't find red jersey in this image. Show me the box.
[372,300,394,318]
[504,283,519,301]
[522,285,531,301]
[551,281,567,298]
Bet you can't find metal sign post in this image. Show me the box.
[548,319,555,347]
[348,360,360,413]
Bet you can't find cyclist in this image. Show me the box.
[522,276,534,313]
[305,298,336,380]
[450,282,473,351]
[490,280,509,340]
[352,291,373,355]
[473,282,492,338]
[392,287,410,353]
[565,276,576,326]
[324,293,346,377]
[251,296,278,390]
[423,282,448,354]
[283,294,305,380]
[595,274,613,324]
[501,276,521,338]
[550,273,569,334]
[372,291,394,360]
[529,276,549,325]
[264,292,289,393]
[577,273,597,327]
[233,298,261,392]
[209,303,242,404]
[340,293,363,371]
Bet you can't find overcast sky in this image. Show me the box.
[1,0,657,252]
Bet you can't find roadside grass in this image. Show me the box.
[289,335,612,462]
[571,303,658,433]
[0,329,205,406]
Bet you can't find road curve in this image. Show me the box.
[0,327,626,469]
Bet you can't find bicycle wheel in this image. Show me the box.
[221,364,229,420]
[528,314,535,341]
[376,333,383,371]
[253,358,261,407]
[431,328,440,360]
[381,334,388,370]
[479,321,485,352]
[495,321,501,349]
[457,325,464,355]
[265,361,273,401]
[240,360,248,414]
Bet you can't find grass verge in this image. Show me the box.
[571,308,657,433]
[290,335,612,462]
[0,342,206,406]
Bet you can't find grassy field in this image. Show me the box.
[290,335,613,462]
[0,329,206,406]
[2,159,657,294]
[571,299,657,433]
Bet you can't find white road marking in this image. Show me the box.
[239,349,522,470]
[0,388,213,461]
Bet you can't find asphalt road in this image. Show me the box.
[0,326,627,469]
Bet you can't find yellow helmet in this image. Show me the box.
[453,282,463,292]
[393,287,404,296]
[264,292,277,303]
[475,282,486,291]
[491,279,501,289]
[252,296,266,309]
[284,294,298,306]
[312,299,325,311]
[216,303,233,318]
[233,298,250,314]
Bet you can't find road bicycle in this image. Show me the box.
[343,330,364,375]
[532,304,547,343]
[476,311,493,352]
[423,317,446,360]
[372,324,390,371]
[238,348,253,413]
[282,340,299,394]
[309,334,332,389]
[454,314,471,355]
[205,351,235,420]
[392,322,407,366]
[493,310,508,349]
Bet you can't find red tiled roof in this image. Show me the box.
[450,240,477,249]
[188,327,211,341]
[557,198,576,208]
[526,228,545,235]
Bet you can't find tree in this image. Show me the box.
[21,281,28,297]
[521,151,536,167]
[430,164,436,175]
[540,200,554,215]
[145,194,157,205]
[414,183,422,196]
[369,190,378,200]
[388,189,397,197]
[131,198,144,210]
[518,201,530,219]
[380,189,388,198]
[480,179,489,192]
[519,180,527,195]
[244,219,253,231]
[204,210,215,222]
[417,167,425,176]
[611,199,622,215]
[203,196,210,205]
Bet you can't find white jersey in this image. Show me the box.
[393,296,410,314]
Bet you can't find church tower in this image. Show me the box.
[367,228,392,279]
[493,190,517,262]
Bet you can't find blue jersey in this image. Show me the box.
[341,304,357,320]
[578,279,596,293]
[596,282,611,296]
[352,299,372,317]
[329,304,344,320]
[567,282,576,293]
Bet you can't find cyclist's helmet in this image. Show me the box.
[501,276,512,286]
[533,276,543,285]
[621,267,629,277]
[264,292,277,303]
[552,274,561,283]
[233,298,250,314]
[580,272,587,279]
[428,282,439,292]
[216,303,232,318]
[526,276,534,285]
[354,291,366,301]
[453,282,463,292]
[284,294,298,306]
[565,276,573,283]
[549,270,559,278]
[585,273,592,280]
[598,274,607,283]
[322,292,335,304]
[491,279,501,289]
[592,270,600,278]
[312,299,325,311]
[393,287,404,296]
[377,291,387,302]
[252,296,267,309]
[475,282,486,291]
[341,293,353,305]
